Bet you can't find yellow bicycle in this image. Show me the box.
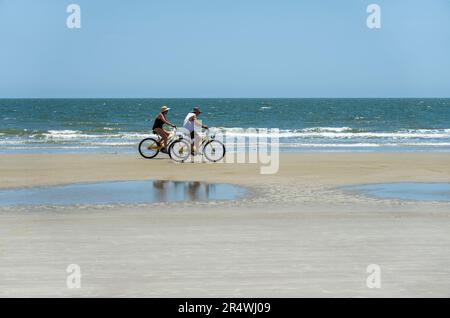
[138,129,182,159]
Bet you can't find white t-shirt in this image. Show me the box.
[183,113,196,133]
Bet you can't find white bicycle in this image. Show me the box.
[169,129,226,163]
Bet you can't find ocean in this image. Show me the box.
[1,98,449,153]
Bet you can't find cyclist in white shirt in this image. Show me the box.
[183,107,208,154]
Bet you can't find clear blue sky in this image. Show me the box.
[0,0,449,98]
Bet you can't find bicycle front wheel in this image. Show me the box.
[203,140,226,162]
[139,138,160,159]
[169,139,191,163]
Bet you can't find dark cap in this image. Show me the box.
[193,107,202,113]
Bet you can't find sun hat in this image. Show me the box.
[161,105,170,112]
[193,106,202,113]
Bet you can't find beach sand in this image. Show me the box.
[1,153,450,297]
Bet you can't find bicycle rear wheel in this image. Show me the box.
[139,138,160,159]
[169,139,191,163]
[203,140,226,162]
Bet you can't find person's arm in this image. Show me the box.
[190,115,208,129]
[159,114,176,128]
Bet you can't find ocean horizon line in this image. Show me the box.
[1,97,450,100]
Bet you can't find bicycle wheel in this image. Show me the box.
[169,139,191,163]
[203,140,226,162]
[138,138,160,159]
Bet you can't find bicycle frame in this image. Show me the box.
[153,129,179,149]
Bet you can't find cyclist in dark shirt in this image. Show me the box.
[152,106,176,152]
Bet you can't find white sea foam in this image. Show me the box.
[41,130,148,140]
[2,127,450,151]
[47,130,79,134]
[0,140,25,145]
[278,142,450,148]
[215,127,450,139]
[84,142,136,146]
[301,127,354,133]
[4,127,450,142]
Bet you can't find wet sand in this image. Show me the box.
[0,153,450,297]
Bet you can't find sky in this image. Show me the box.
[0,0,449,98]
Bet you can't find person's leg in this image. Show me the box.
[161,131,169,149]
[154,128,168,149]
[162,129,172,151]
[190,132,195,155]
[192,131,201,155]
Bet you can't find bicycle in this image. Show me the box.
[138,128,186,159]
[169,128,226,163]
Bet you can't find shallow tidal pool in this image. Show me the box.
[0,180,247,206]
